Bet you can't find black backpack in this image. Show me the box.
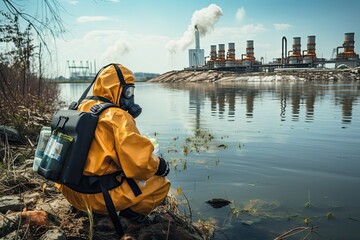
[37,101,116,185]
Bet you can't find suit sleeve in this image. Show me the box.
[112,110,160,180]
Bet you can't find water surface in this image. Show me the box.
[60,81,360,239]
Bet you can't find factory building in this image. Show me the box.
[187,31,359,71]
[335,32,359,67]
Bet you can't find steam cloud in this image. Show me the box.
[166,4,223,53]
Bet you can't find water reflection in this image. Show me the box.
[337,91,357,124]
[165,82,359,125]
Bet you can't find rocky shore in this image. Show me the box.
[0,102,215,239]
[149,68,360,83]
[0,159,215,240]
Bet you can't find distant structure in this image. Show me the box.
[334,32,359,67]
[188,25,205,67]
[186,32,359,72]
[67,60,97,80]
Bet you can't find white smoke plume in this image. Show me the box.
[166,4,223,53]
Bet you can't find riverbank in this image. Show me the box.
[149,68,360,83]
[0,137,215,240]
[0,102,215,239]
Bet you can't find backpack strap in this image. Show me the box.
[71,63,124,110]
[65,171,142,237]
[100,178,125,236]
[70,63,114,110]
[88,101,142,237]
[90,102,118,115]
[85,96,112,103]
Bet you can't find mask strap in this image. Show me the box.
[112,64,127,87]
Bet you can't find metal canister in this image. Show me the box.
[40,131,73,180]
[33,126,51,172]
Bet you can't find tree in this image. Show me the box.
[0,0,65,141]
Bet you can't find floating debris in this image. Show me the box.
[206,198,232,209]
[217,144,228,149]
[326,212,335,220]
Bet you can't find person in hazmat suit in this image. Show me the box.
[56,63,171,224]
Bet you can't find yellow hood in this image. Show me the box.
[92,64,135,106]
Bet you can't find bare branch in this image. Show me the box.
[2,0,67,55]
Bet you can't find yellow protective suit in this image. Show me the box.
[57,64,170,215]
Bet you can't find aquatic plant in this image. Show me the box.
[177,186,193,222]
[274,225,319,240]
[304,190,313,208]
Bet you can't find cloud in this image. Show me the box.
[213,24,266,38]
[80,30,132,59]
[55,30,173,76]
[236,7,246,22]
[77,16,111,23]
[241,24,266,34]
[101,40,130,60]
[166,4,223,53]
[274,23,292,31]
[83,30,128,39]
[66,0,78,5]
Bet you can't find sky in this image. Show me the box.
[1,0,360,77]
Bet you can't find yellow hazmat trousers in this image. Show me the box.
[57,64,170,215]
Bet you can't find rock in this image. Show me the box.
[20,210,48,226]
[121,212,207,240]
[0,125,22,144]
[0,229,25,240]
[37,197,72,216]
[0,195,23,213]
[23,192,41,208]
[39,229,66,240]
[0,213,20,237]
[241,220,255,226]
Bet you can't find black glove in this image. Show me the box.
[155,157,170,177]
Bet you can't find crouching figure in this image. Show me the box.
[56,63,170,233]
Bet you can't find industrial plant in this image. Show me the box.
[66,60,97,80]
[187,27,360,72]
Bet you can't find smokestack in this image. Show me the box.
[244,40,255,61]
[291,37,301,56]
[335,32,359,66]
[195,25,200,50]
[307,36,316,55]
[289,37,302,64]
[227,43,235,60]
[303,35,316,63]
[344,32,355,55]
[217,44,225,60]
[210,45,217,60]
[214,43,226,68]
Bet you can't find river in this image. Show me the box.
[59,81,360,239]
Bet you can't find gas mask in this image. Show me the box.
[120,84,142,118]
[109,64,142,118]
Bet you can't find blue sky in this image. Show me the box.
[2,0,360,77]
